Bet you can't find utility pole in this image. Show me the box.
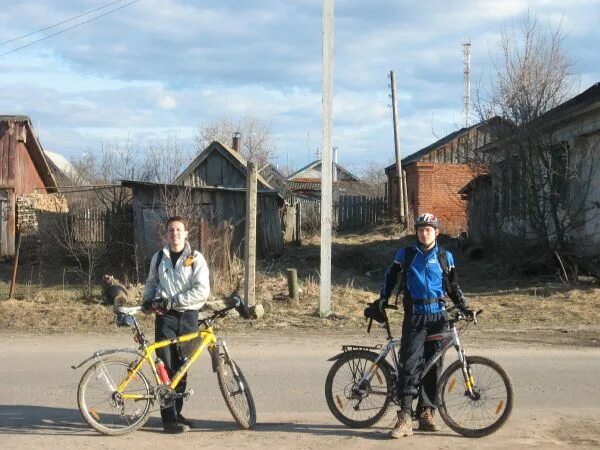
[462,39,471,128]
[244,162,257,310]
[389,70,405,225]
[320,0,334,317]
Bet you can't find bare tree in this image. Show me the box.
[358,161,389,196]
[195,115,276,170]
[47,203,106,300]
[475,13,574,126]
[145,137,192,183]
[474,13,599,270]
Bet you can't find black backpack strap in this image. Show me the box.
[437,246,451,295]
[155,250,164,274]
[394,246,417,305]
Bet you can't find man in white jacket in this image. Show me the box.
[143,216,210,433]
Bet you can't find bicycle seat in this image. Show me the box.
[117,306,142,315]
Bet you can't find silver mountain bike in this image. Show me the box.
[324,305,513,438]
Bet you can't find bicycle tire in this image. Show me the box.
[77,357,153,436]
[438,355,514,437]
[216,355,257,429]
[325,350,394,428]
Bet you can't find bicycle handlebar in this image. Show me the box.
[199,294,251,326]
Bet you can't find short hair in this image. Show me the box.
[165,216,188,231]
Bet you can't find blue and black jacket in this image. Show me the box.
[380,244,465,314]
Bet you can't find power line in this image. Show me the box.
[0,0,127,47]
[0,0,140,58]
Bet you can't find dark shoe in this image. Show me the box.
[177,414,193,427]
[418,407,439,432]
[163,422,190,434]
[389,411,413,438]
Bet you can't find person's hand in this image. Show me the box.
[376,297,388,314]
[160,296,173,312]
[457,303,475,320]
[141,300,153,314]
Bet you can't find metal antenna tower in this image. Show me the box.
[462,39,471,128]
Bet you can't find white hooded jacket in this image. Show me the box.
[143,243,210,311]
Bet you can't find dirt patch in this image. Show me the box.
[1,230,599,346]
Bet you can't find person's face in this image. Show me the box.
[416,226,439,248]
[166,221,188,250]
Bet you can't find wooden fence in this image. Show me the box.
[291,195,387,234]
[336,195,387,231]
[70,208,106,244]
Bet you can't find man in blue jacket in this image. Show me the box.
[380,213,471,438]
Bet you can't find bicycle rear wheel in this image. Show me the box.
[325,350,394,428]
[216,355,256,429]
[438,355,513,437]
[77,357,153,436]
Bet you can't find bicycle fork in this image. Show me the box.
[213,339,246,396]
[453,330,477,400]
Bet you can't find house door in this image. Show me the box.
[0,190,8,258]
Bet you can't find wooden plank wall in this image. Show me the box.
[337,195,387,231]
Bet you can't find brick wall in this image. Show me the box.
[405,163,475,236]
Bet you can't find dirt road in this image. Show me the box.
[1,331,599,449]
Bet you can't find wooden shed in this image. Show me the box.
[174,139,274,189]
[121,181,285,265]
[0,116,58,258]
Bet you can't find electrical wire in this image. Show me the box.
[0,0,141,58]
[0,0,127,47]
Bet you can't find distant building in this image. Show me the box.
[463,83,600,253]
[385,117,509,235]
[287,159,370,201]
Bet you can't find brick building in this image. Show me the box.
[385,117,507,235]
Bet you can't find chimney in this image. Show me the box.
[232,132,241,152]
[332,146,338,182]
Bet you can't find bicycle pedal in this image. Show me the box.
[184,389,194,399]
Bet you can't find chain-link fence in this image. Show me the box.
[1,204,240,301]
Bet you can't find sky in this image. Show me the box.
[0,0,598,176]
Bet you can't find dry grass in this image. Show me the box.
[1,226,599,340]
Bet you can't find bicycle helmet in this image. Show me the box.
[414,212,440,229]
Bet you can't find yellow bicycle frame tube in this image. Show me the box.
[118,327,217,399]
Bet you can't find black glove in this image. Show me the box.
[160,296,173,312]
[141,299,153,313]
[456,301,474,320]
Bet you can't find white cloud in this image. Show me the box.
[158,95,177,110]
[0,0,597,171]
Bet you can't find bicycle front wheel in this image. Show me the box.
[216,355,256,429]
[438,355,514,437]
[77,357,153,436]
[325,350,394,428]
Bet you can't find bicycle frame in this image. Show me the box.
[117,326,219,401]
[355,319,474,398]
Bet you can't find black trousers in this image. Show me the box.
[155,309,199,425]
[397,311,447,413]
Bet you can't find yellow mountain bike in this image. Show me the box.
[72,295,256,436]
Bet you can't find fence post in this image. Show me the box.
[287,268,299,301]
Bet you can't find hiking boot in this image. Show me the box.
[418,407,439,432]
[163,422,190,434]
[177,414,193,427]
[389,411,413,438]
